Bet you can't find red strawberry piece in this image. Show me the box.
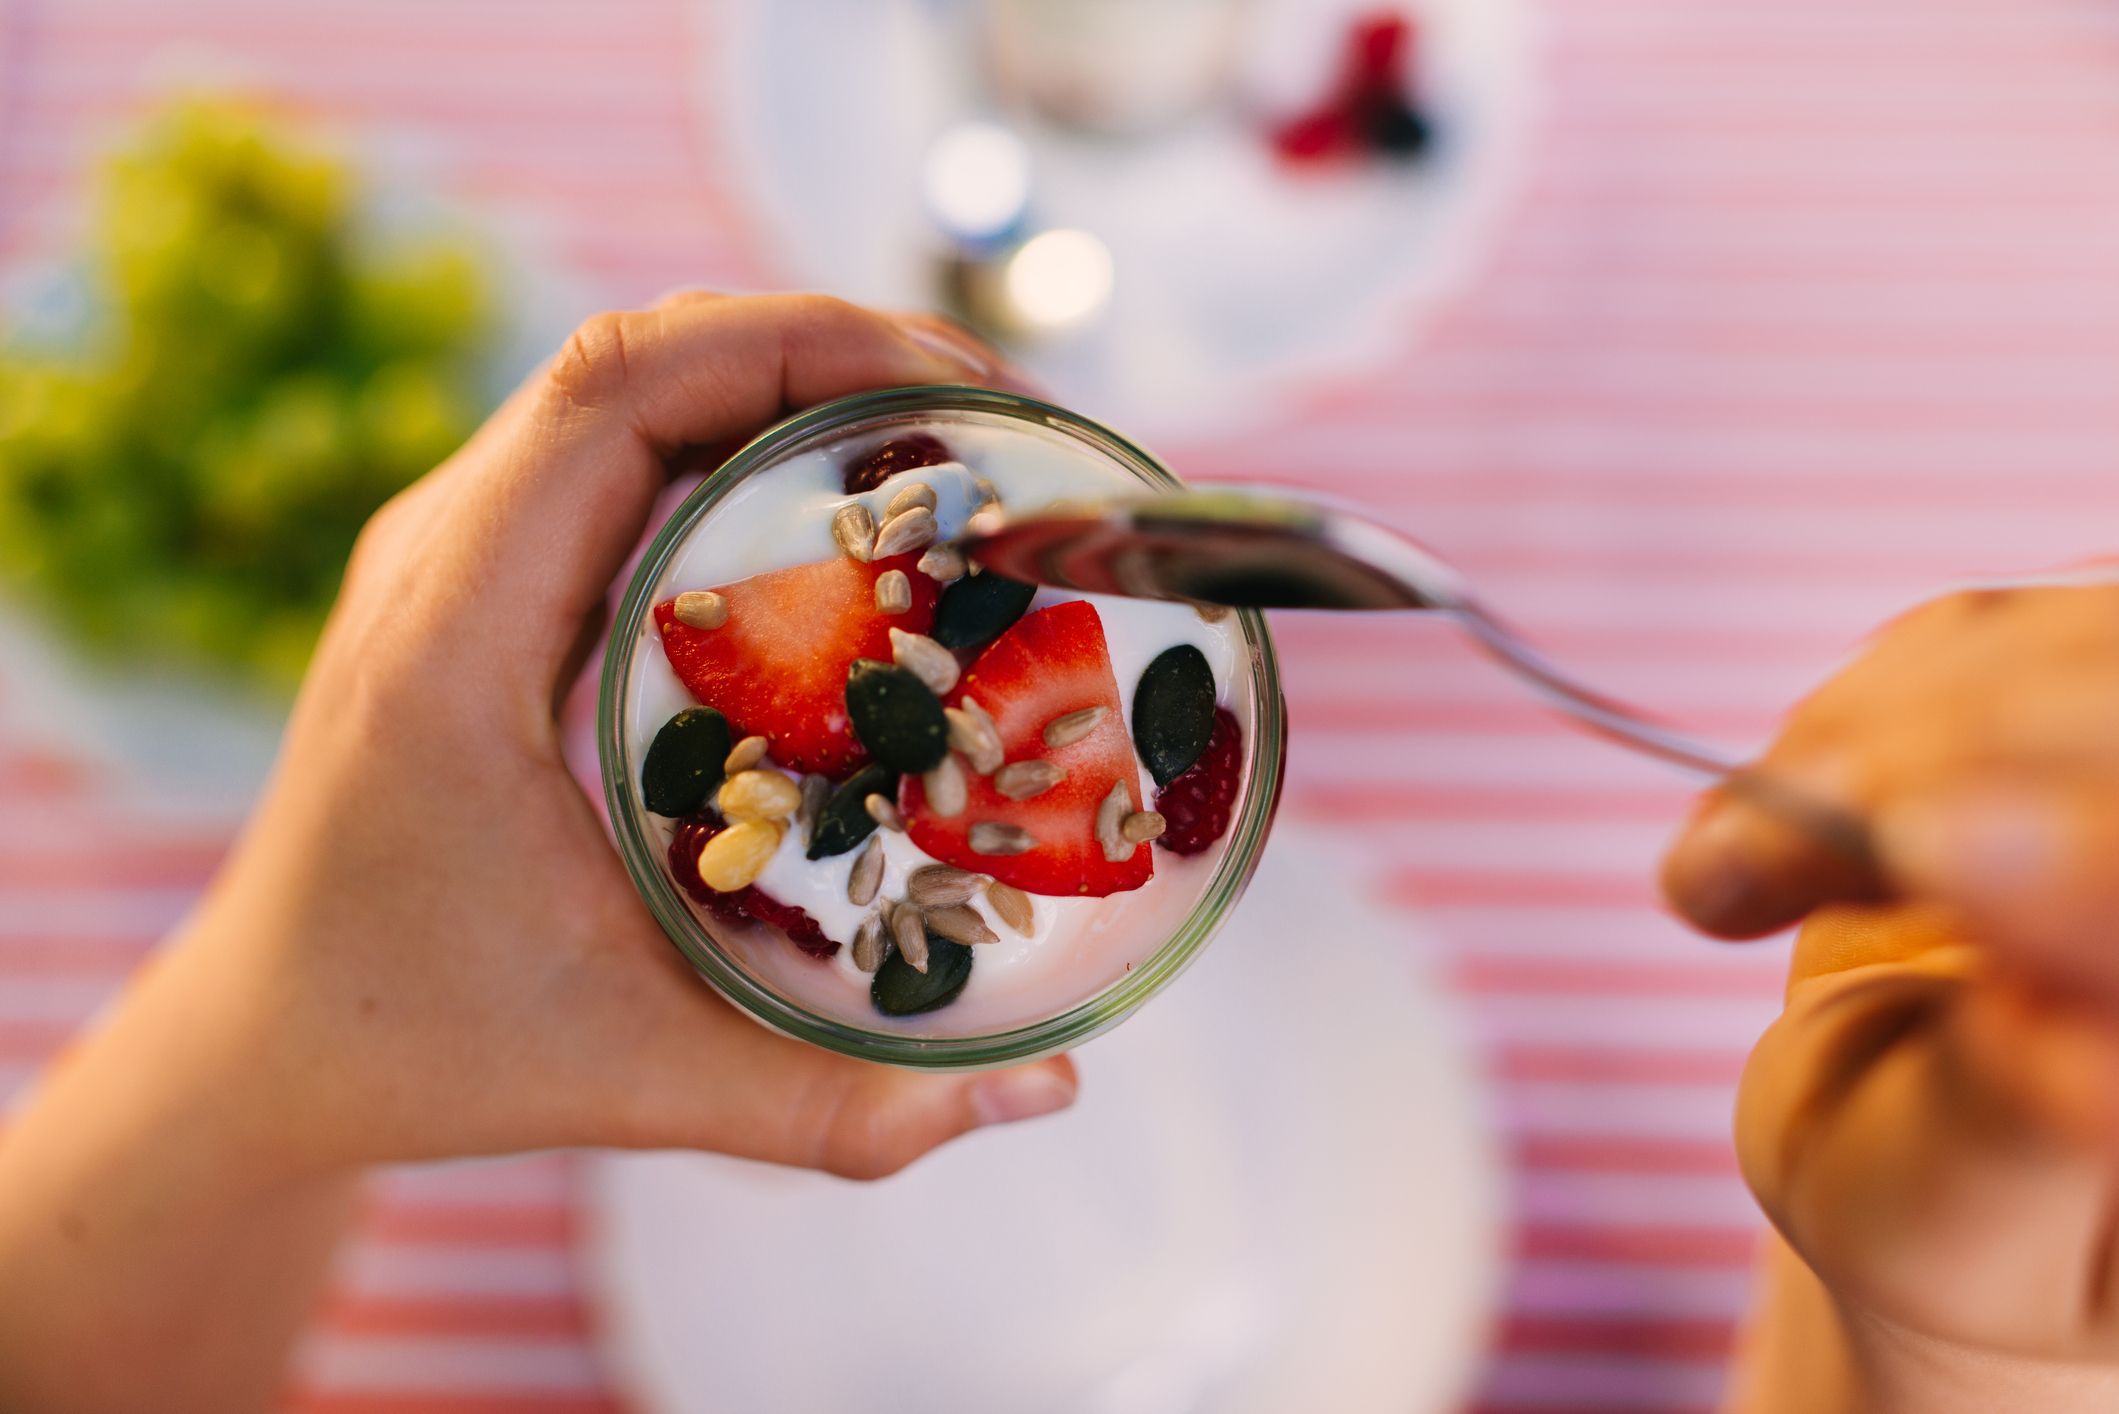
[843,433,953,495]
[667,817,837,959]
[901,600,1153,897]
[653,554,939,777]
[1153,708,1243,856]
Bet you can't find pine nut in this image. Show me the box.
[697,819,782,892]
[723,735,768,774]
[717,769,802,823]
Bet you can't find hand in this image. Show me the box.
[201,293,1076,1174]
[1662,583,2119,1407]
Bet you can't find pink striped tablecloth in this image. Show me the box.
[5,1,2119,1410]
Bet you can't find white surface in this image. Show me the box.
[584,828,1504,1414]
[691,0,1536,439]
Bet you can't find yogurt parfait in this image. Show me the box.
[600,388,1283,1067]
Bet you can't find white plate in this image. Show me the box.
[584,827,1503,1414]
[689,0,1536,440]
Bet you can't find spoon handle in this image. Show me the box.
[1450,600,1879,877]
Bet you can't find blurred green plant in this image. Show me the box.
[0,98,496,688]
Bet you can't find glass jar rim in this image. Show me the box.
[597,385,1285,1070]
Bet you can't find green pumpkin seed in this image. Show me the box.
[871,933,974,1016]
[930,571,1036,651]
[845,659,949,773]
[807,762,898,860]
[641,707,732,816]
[1132,645,1217,786]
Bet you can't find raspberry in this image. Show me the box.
[666,816,839,959]
[740,889,837,960]
[842,433,952,495]
[1152,709,1242,856]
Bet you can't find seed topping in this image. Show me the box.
[921,754,968,817]
[873,568,913,614]
[847,835,884,906]
[831,503,876,562]
[864,793,905,831]
[673,590,729,630]
[889,627,961,696]
[969,821,1036,856]
[923,904,998,947]
[885,482,938,518]
[724,734,768,775]
[851,913,890,972]
[907,864,982,909]
[994,759,1065,801]
[698,819,782,892]
[1095,781,1133,863]
[1121,810,1167,844]
[1041,705,1107,750]
[945,704,1004,775]
[984,881,1034,935]
[872,505,938,558]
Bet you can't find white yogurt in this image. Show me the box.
[624,416,1253,1037]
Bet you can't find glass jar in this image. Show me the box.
[599,385,1284,1070]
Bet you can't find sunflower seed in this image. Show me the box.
[673,590,729,630]
[890,903,930,973]
[874,568,913,615]
[907,864,982,909]
[1096,781,1132,863]
[847,835,884,906]
[885,481,938,518]
[916,544,967,583]
[985,881,1034,935]
[921,754,968,817]
[798,773,830,842]
[1121,810,1166,844]
[945,705,1004,775]
[994,759,1065,801]
[964,503,1006,540]
[974,476,999,506]
[851,913,891,973]
[969,821,1035,856]
[831,503,876,562]
[889,628,960,696]
[1193,601,1231,624]
[723,734,768,775]
[872,505,938,558]
[924,904,998,947]
[864,792,905,831]
[1041,705,1107,750]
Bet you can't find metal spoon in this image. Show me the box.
[962,486,1873,868]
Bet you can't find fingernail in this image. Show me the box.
[1875,793,2059,904]
[969,1067,1076,1127]
[895,317,997,378]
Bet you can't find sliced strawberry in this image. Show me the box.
[654,554,938,777]
[901,600,1153,897]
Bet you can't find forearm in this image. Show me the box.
[0,931,359,1413]
[1728,1236,2119,1414]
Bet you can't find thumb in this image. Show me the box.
[1873,776,2119,1007]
